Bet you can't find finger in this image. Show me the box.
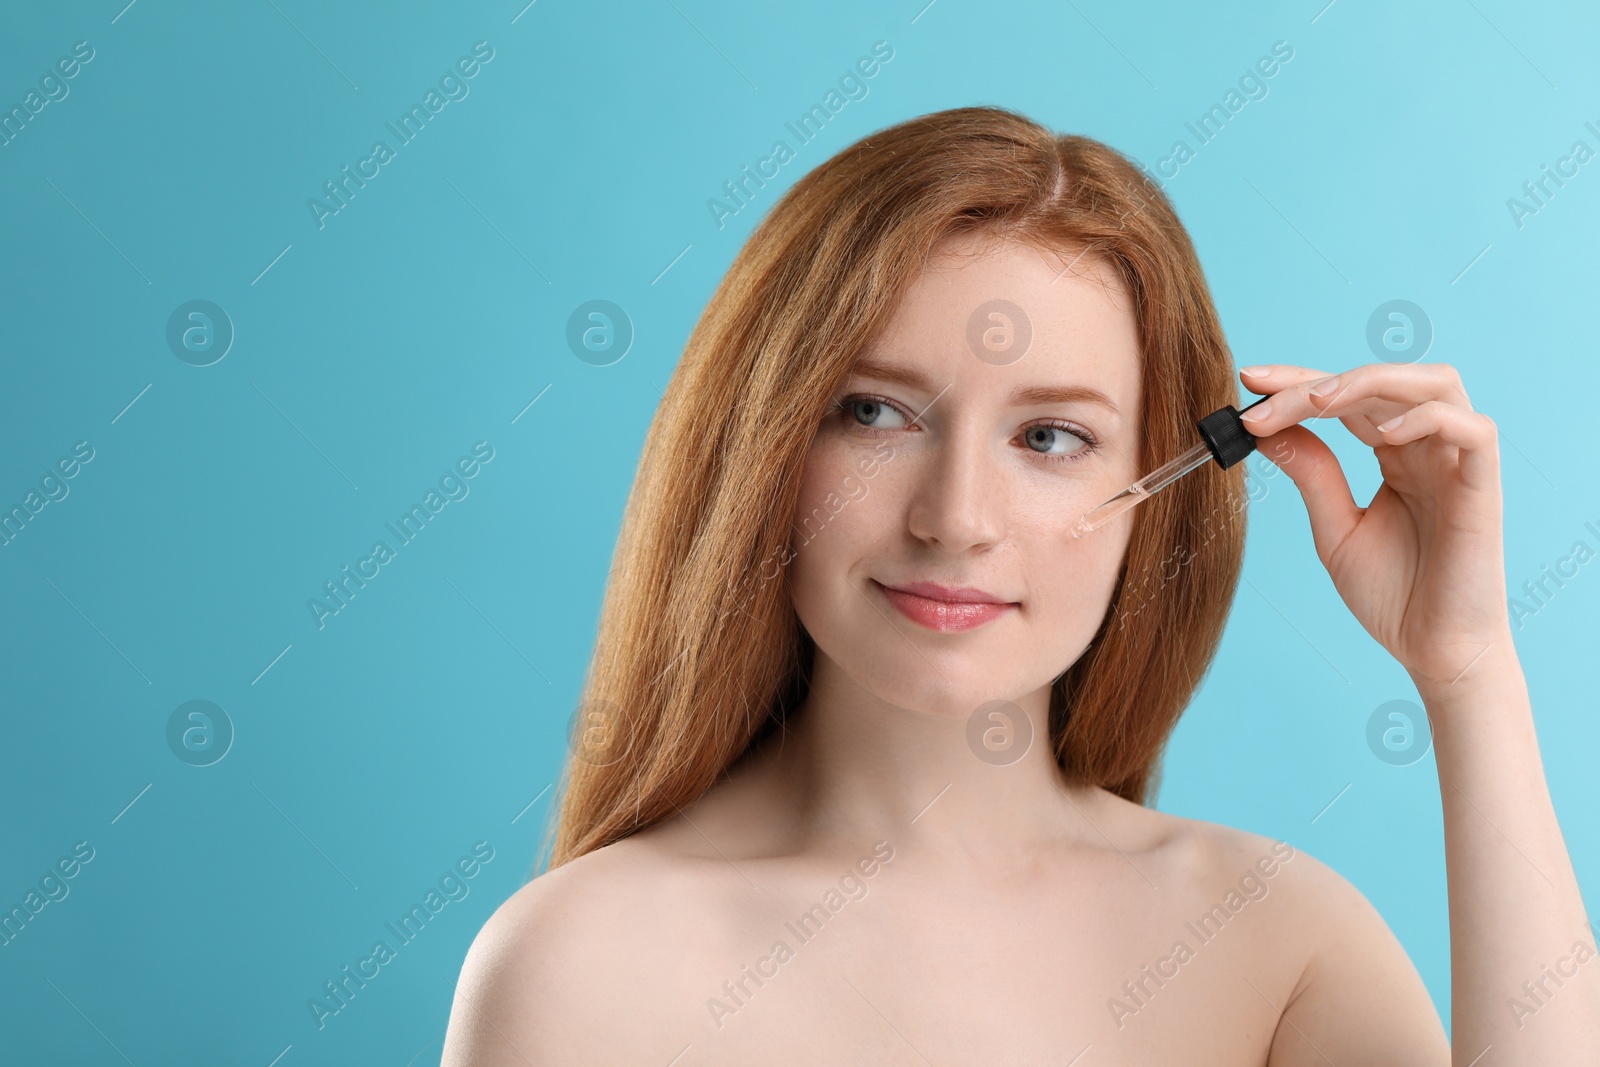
[1239,364,1385,447]
[1303,363,1476,448]
[1241,362,1471,441]
[1373,399,1501,492]
[1239,365,1331,390]
[1253,424,1363,564]
[1309,362,1473,418]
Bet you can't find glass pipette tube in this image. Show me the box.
[1069,440,1213,538]
[1070,393,1270,539]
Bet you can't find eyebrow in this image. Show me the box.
[849,355,1120,415]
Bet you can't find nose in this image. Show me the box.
[904,428,1007,551]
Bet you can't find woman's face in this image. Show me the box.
[788,231,1145,719]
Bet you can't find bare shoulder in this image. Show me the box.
[1255,832,1449,1064]
[439,833,705,1067]
[1157,812,1411,962]
[1090,788,1376,916]
[1112,799,1448,1064]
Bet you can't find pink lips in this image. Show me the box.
[872,579,1018,633]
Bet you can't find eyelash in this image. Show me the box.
[829,392,1103,464]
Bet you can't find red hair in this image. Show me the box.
[543,105,1246,871]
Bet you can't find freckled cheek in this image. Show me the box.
[1015,524,1129,633]
[787,445,906,608]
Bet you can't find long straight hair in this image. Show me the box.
[543,105,1247,871]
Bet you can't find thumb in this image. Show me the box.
[1254,424,1363,564]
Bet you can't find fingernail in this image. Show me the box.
[1241,399,1272,422]
[1309,375,1340,398]
[1376,414,1404,432]
[1240,365,1270,378]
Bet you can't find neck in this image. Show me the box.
[756,650,1097,870]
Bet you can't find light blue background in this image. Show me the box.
[2,0,1595,1061]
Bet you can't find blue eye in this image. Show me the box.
[1022,423,1098,461]
[843,396,910,430]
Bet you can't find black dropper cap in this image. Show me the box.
[1195,394,1272,470]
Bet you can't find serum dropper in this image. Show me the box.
[1070,394,1271,539]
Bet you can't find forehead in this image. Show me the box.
[860,231,1143,404]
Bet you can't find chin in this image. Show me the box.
[831,640,1045,719]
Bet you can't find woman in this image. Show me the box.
[441,106,1597,1064]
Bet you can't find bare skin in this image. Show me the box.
[442,233,1597,1065]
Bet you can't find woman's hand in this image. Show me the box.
[1240,364,1600,1065]
[1235,362,1513,695]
